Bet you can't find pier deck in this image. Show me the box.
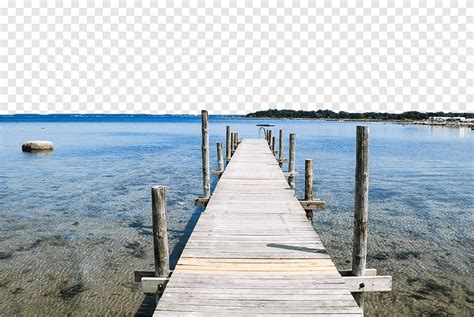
[155,139,363,316]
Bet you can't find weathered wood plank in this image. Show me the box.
[142,277,170,293]
[343,276,392,292]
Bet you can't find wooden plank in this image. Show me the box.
[142,277,169,293]
[134,269,155,282]
[343,276,392,292]
[156,313,361,317]
[299,199,326,210]
[135,269,175,283]
[194,196,209,207]
[157,305,363,314]
[339,268,377,277]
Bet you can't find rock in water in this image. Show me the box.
[22,141,54,152]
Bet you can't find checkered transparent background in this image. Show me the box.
[1,1,473,114]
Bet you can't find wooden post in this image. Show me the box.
[235,132,239,149]
[278,129,283,167]
[217,141,224,177]
[267,130,272,146]
[151,186,170,300]
[231,133,235,155]
[226,126,231,163]
[201,110,210,198]
[304,159,313,221]
[288,133,296,189]
[352,126,369,309]
[271,136,276,155]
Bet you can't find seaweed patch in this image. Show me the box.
[0,251,13,260]
[59,282,85,300]
[124,241,146,258]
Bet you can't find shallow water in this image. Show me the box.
[0,116,473,316]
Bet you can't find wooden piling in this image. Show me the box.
[217,141,224,177]
[235,132,239,148]
[304,159,314,221]
[352,126,369,309]
[201,110,210,198]
[278,129,283,167]
[288,133,296,189]
[226,126,231,163]
[231,133,235,155]
[271,136,276,155]
[267,130,272,146]
[151,186,170,300]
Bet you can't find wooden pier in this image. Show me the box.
[157,139,361,315]
[135,112,391,316]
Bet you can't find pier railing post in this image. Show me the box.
[304,159,314,221]
[151,186,170,300]
[226,126,231,163]
[288,133,296,190]
[217,141,224,178]
[278,129,283,167]
[235,132,239,149]
[352,126,369,309]
[267,130,272,146]
[231,133,235,155]
[201,110,210,198]
[271,136,276,155]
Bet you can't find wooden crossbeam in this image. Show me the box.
[283,171,298,177]
[339,268,377,277]
[134,269,174,283]
[212,169,224,177]
[139,272,389,295]
[342,276,392,292]
[299,199,326,210]
[137,269,390,293]
[141,277,170,294]
[194,196,210,207]
[134,269,156,282]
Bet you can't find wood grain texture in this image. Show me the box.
[352,126,369,277]
[151,186,170,278]
[226,126,231,163]
[288,133,296,189]
[216,142,224,178]
[352,126,369,309]
[201,110,210,198]
[278,129,284,166]
[154,139,362,316]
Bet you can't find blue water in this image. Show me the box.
[1,116,473,316]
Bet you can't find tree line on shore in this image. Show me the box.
[246,109,474,120]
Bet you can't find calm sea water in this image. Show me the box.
[0,116,473,316]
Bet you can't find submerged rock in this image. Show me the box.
[22,141,54,152]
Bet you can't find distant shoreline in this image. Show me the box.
[1,112,473,128]
[246,117,474,128]
[246,109,474,128]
